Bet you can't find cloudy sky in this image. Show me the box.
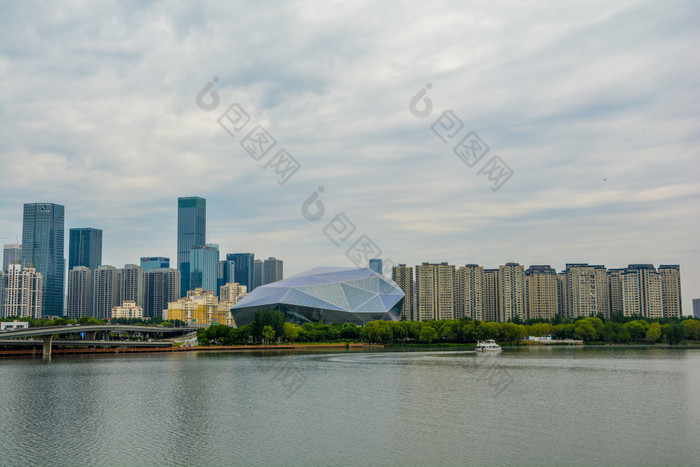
[1,0,698,312]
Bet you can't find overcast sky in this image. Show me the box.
[1,0,698,313]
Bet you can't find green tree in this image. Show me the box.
[262,325,276,345]
[282,322,299,342]
[419,326,438,344]
[681,319,700,341]
[645,323,662,343]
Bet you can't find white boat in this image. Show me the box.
[476,339,502,352]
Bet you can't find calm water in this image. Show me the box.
[1,347,699,466]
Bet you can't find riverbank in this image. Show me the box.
[0,342,385,358]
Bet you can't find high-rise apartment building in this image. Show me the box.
[67,266,92,320]
[143,268,180,319]
[227,253,254,293]
[68,228,102,272]
[140,257,170,273]
[1,264,42,318]
[593,265,610,318]
[525,265,558,320]
[190,244,219,294]
[263,257,283,285]
[117,264,143,307]
[455,264,484,320]
[483,269,499,322]
[219,282,248,306]
[21,203,65,316]
[621,264,663,319]
[415,262,455,321]
[369,259,383,275]
[498,263,526,322]
[564,264,599,318]
[658,265,682,318]
[693,299,700,319]
[177,196,206,297]
[3,244,22,271]
[392,264,414,320]
[608,268,624,316]
[0,271,4,312]
[93,265,118,320]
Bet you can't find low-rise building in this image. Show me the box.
[111,300,144,319]
[165,288,233,326]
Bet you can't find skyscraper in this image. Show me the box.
[369,259,383,275]
[177,196,206,297]
[217,259,236,295]
[93,265,118,320]
[1,264,42,319]
[143,268,180,319]
[693,298,700,319]
[22,202,65,316]
[190,244,219,294]
[253,259,263,290]
[392,264,414,321]
[564,263,598,318]
[117,264,143,307]
[608,268,624,315]
[263,257,283,285]
[67,266,91,320]
[68,228,102,272]
[498,263,526,322]
[415,262,455,321]
[140,257,170,273]
[3,244,22,271]
[227,253,254,293]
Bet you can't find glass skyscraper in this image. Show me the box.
[369,258,383,275]
[141,257,170,273]
[177,197,206,297]
[68,228,102,272]
[2,244,22,271]
[190,244,219,294]
[227,253,254,293]
[217,259,236,295]
[22,202,65,316]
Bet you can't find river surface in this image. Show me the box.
[1,346,699,466]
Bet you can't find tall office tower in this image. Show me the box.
[3,244,22,270]
[1,264,42,318]
[177,196,206,297]
[369,259,383,275]
[564,263,599,318]
[143,268,180,319]
[455,264,484,320]
[483,269,499,322]
[392,264,414,320]
[415,262,455,321]
[608,268,624,315]
[693,299,700,319]
[658,265,682,318]
[67,266,92,320]
[219,282,248,306]
[92,265,118,320]
[0,271,4,314]
[21,202,65,316]
[593,265,610,318]
[227,253,254,293]
[217,259,236,294]
[117,264,143,307]
[140,257,170,273]
[253,259,263,290]
[190,244,219,294]
[498,263,526,322]
[263,257,283,285]
[556,272,568,317]
[68,228,102,272]
[621,264,663,319]
[525,265,558,320]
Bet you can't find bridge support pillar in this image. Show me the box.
[87,331,96,340]
[42,335,53,358]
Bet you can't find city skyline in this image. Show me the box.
[0,2,698,315]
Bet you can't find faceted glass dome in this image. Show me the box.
[231,267,404,325]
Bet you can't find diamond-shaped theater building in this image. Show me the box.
[231,267,404,325]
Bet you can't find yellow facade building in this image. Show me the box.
[525,266,558,320]
[165,288,234,326]
[658,265,682,318]
[392,264,414,321]
[416,262,455,321]
[498,263,526,322]
[455,265,484,321]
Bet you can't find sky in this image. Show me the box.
[0,0,698,313]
